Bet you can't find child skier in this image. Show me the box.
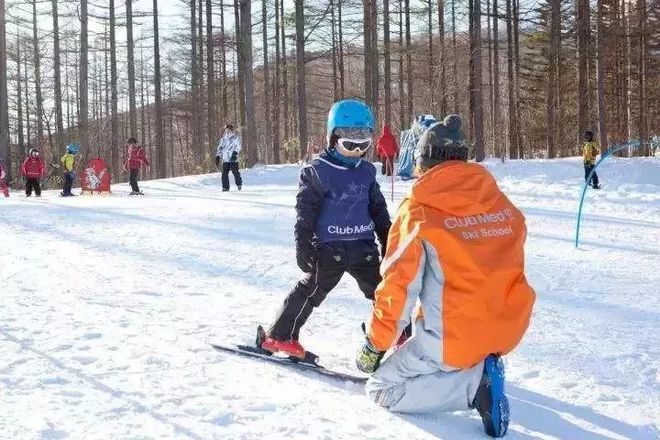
[355,115,535,438]
[260,99,392,358]
[376,124,398,176]
[124,137,150,195]
[21,148,46,197]
[216,124,243,191]
[583,130,601,189]
[0,159,9,197]
[60,143,79,197]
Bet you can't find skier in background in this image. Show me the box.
[60,143,79,197]
[355,115,535,438]
[260,99,391,358]
[0,159,9,197]
[124,137,150,195]
[21,148,46,197]
[376,124,398,176]
[583,130,602,189]
[216,124,243,191]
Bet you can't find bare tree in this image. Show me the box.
[126,0,138,138]
[110,0,119,174]
[153,0,165,178]
[383,0,392,126]
[16,32,24,157]
[295,0,307,159]
[240,0,258,165]
[405,0,413,119]
[0,0,9,180]
[637,0,648,154]
[546,0,560,158]
[262,0,272,162]
[206,0,215,158]
[32,0,43,147]
[80,0,89,154]
[52,0,64,152]
[576,0,590,147]
[596,0,608,153]
[470,0,485,161]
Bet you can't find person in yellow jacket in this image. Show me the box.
[583,130,601,189]
[355,115,535,438]
[60,143,79,197]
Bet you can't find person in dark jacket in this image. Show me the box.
[260,99,392,358]
[124,137,150,195]
[21,148,46,197]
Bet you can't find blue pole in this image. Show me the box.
[575,140,641,248]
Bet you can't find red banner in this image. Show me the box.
[81,157,111,194]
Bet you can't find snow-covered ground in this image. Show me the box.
[1,157,659,440]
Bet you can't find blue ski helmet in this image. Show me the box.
[67,143,80,154]
[326,99,375,143]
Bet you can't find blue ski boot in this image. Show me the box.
[471,354,509,438]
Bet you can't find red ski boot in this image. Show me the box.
[261,337,306,359]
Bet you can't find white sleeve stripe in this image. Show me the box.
[380,223,421,276]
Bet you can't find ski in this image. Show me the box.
[211,343,368,384]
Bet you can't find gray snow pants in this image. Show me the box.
[365,330,484,413]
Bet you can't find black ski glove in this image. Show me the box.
[296,239,317,273]
[376,227,390,258]
[230,151,238,162]
[356,339,385,373]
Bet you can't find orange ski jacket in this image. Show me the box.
[368,161,535,369]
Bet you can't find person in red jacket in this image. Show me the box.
[376,124,398,176]
[0,159,9,197]
[21,148,46,197]
[123,137,150,195]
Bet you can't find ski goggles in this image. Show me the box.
[334,127,373,157]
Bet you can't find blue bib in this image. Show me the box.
[311,157,376,243]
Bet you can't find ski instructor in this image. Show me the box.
[260,98,391,358]
[355,115,535,438]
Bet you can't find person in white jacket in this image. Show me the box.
[215,124,243,191]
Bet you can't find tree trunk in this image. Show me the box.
[438,0,447,116]
[32,0,43,148]
[153,0,165,178]
[427,1,435,113]
[280,0,290,138]
[0,0,9,180]
[451,0,458,110]
[596,0,608,154]
[52,0,64,152]
[220,1,228,123]
[126,0,137,138]
[384,0,392,127]
[273,0,281,162]
[546,0,560,158]
[80,0,89,155]
[492,0,500,157]
[399,0,405,126]
[240,0,258,166]
[234,0,246,129]
[16,32,24,157]
[471,0,485,161]
[576,0,590,149]
[110,0,119,175]
[295,0,308,159]
[637,0,647,154]
[405,0,413,120]
[191,0,201,161]
[262,0,272,163]
[206,0,215,160]
[363,1,373,108]
[337,0,345,98]
[506,0,517,158]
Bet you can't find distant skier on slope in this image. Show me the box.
[376,124,398,176]
[355,115,536,438]
[215,124,243,191]
[124,137,150,195]
[21,148,46,197]
[60,143,79,197]
[0,158,9,197]
[260,99,392,358]
[582,130,602,189]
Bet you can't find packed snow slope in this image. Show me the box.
[1,157,659,440]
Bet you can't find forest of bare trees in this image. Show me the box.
[0,0,657,185]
